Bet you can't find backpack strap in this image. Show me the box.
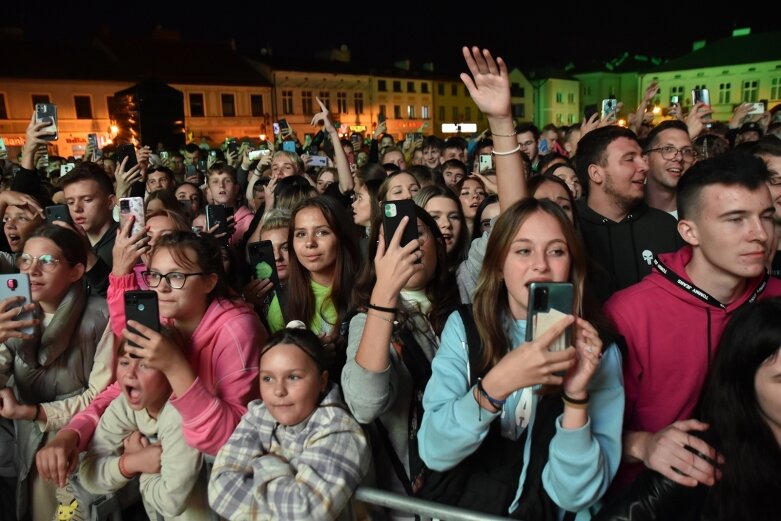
[456,304,483,386]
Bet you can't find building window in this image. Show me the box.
[438,84,445,96]
[742,80,759,102]
[465,107,472,121]
[337,92,348,113]
[407,81,416,93]
[0,94,6,119]
[511,83,526,97]
[378,80,387,92]
[379,105,386,118]
[718,83,731,104]
[772,78,781,100]
[555,92,563,103]
[568,114,576,124]
[31,94,50,107]
[452,107,459,120]
[451,84,458,96]
[393,81,402,93]
[221,94,236,117]
[302,91,313,115]
[74,96,93,119]
[394,105,402,119]
[555,113,563,125]
[407,105,415,118]
[319,91,330,110]
[567,93,575,104]
[282,90,293,115]
[439,106,445,120]
[421,105,429,119]
[250,94,264,117]
[513,104,526,118]
[421,83,429,94]
[354,92,364,114]
[189,93,204,117]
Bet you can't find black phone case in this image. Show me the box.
[248,240,281,288]
[525,282,574,345]
[382,199,418,250]
[124,290,160,352]
[206,205,227,232]
[117,144,138,170]
[45,204,72,224]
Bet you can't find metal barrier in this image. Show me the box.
[354,486,513,521]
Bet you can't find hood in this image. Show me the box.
[577,199,650,225]
[648,246,769,311]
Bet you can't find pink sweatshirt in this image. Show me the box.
[231,205,254,246]
[64,273,266,455]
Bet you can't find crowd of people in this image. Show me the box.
[0,45,779,521]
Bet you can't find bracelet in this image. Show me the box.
[476,378,506,410]
[562,391,590,409]
[490,129,517,138]
[118,453,136,479]
[367,303,397,314]
[366,311,398,326]
[491,144,522,156]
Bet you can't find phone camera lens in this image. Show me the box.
[138,304,145,311]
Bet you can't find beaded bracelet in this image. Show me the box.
[368,303,397,314]
[477,378,506,410]
[491,144,522,156]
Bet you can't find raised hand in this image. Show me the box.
[372,217,425,305]
[460,46,511,120]
[311,96,336,134]
[114,156,143,198]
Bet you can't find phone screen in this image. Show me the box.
[0,274,34,335]
[479,154,493,173]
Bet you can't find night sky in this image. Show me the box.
[8,2,781,75]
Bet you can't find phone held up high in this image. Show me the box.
[35,103,58,141]
[119,197,145,237]
[0,273,35,336]
[382,199,419,253]
[691,88,712,127]
[525,282,574,353]
[116,143,138,170]
[600,98,618,122]
[124,290,160,355]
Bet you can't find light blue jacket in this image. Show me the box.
[418,311,624,520]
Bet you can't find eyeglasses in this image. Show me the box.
[142,271,205,289]
[16,253,63,272]
[645,146,698,161]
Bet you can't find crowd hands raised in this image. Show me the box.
[0,44,776,521]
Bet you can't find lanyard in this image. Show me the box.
[652,256,769,310]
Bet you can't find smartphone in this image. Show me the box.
[119,197,145,237]
[278,119,290,133]
[197,158,207,172]
[45,204,73,225]
[0,274,34,336]
[601,98,618,121]
[0,138,6,158]
[116,143,138,170]
[670,95,680,106]
[185,164,197,179]
[34,103,58,141]
[206,204,228,243]
[282,141,297,153]
[382,199,419,251]
[209,150,217,159]
[248,239,282,287]
[479,154,493,173]
[227,139,239,155]
[691,89,712,126]
[538,138,549,154]
[87,133,102,160]
[248,149,270,161]
[272,122,280,135]
[525,282,574,353]
[309,155,328,167]
[159,150,169,161]
[747,101,767,115]
[124,290,160,353]
[177,199,192,217]
[60,163,75,177]
[350,134,362,151]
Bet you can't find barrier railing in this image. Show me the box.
[354,486,513,521]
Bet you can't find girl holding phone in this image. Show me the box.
[0,225,112,521]
[36,231,267,489]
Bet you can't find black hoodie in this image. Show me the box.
[576,199,684,303]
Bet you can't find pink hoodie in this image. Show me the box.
[64,273,266,455]
[605,246,781,485]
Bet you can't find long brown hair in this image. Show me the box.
[285,196,359,333]
[472,198,587,375]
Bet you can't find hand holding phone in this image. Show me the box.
[601,98,618,122]
[0,274,36,337]
[525,282,574,352]
[117,144,138,170]
[34,103,58,141]
[124,290,160,354]
[119,197,145,237]
[382,200,419,252]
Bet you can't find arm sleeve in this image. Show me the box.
[107,273,140,337]
[418,312,499,471]
[170,312,264,455]
[340,312,399,423]
[604,298,641,428]
[138,405,203,518]
[0,343,13,388]
[78,397,138,494]
[40,324,115,432]
[61,381,123,452]
[542,344,625,512]
[456,227,490,304]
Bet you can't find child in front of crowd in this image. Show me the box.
[79,337,210,521]
[208,323,371,521]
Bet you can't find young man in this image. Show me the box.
[421,135,444,170]
[643,120,697,218]
[605,152,781,490]
[575,126,683,302]
[440,159,467,192]
[439,137,468,164]
[515,122,541,173]
[380,146,406,170]
[60,164,119,296]
[202,163,253,246]
[145,165,175,195]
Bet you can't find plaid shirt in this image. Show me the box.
[208,384,370,520]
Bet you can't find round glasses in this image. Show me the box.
[645,146,698,161]
[141,271,204,289]
[16,253,63,272]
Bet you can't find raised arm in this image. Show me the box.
[311,97,353,194]
[460,46,526,210]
